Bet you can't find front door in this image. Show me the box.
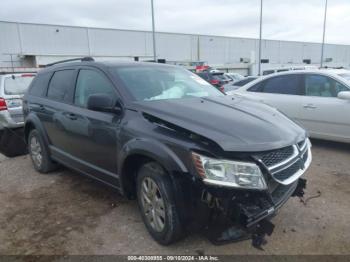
[299,74,350,141]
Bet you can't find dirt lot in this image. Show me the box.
[0,139,349,255]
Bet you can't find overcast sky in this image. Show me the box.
[1,0,350,44]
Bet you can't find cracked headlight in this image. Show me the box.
[192,152,267,190]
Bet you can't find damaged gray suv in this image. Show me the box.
[23,58,312,247]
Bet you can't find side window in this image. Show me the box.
[262,75,301,95]
[29,72,52,97]
[304,75,349,97]
[47,70,75,102]
[74,69,116,108]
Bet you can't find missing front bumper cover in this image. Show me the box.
[201,178,307,249]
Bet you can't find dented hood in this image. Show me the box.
[130,96,306,152]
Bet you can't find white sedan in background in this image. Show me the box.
[227,69,350,143]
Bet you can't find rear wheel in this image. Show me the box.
[137,162,184,245]
[28,129,57,173]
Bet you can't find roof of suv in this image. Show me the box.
[40,60,177,74]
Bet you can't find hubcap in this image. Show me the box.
[140,177,166,232]
[30,136,42,168]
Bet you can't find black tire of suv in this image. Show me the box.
[136,162,184,245]
[28,129,58,173]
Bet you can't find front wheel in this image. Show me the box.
[137,162,184,245]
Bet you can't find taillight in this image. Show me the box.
[210,79,220,85]
[21,74,35,77]
[0,98,7,111]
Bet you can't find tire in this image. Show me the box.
[137,162,184,245]
[28,129,58,173]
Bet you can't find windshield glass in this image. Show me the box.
[338,73,350,81]
[4,74,35,95]
[113,66,224,101]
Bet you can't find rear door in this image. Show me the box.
[41,69,77,154]
[244,74,304,122]
[299,74,350,141]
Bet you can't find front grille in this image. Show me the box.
[302,150,308,163]
[255,140,310,184]
[273,160,302,181]
[257,146,294,167]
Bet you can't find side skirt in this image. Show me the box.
[50,146,122,192]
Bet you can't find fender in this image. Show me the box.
[118,138,188,174]
[24,113,50,147]
[118,138,189,196]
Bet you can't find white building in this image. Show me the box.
[1,20,350,75]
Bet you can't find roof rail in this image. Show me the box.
[45,57,94,67]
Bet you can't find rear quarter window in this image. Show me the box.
[28,72,52,97]
[47,70,75,102]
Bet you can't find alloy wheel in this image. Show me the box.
[140,177,166,232]
[30,136,42,168]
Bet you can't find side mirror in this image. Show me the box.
[337,91,350,100]
[87,94,122,114]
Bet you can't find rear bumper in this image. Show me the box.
[0,110,24,130]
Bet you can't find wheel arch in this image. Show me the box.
[24,114,50,146]
[118,138,188,199]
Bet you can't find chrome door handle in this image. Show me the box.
[303,104,317,109]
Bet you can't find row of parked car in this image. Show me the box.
[195,69,257,93]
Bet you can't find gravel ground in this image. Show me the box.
[0,139,349,255]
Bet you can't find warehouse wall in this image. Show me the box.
[1,21,350,69]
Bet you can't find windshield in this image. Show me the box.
[4,74,35,95]
[338,73,350,81]
[113,66,224,101]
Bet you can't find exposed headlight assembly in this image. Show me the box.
[192,152,267,190]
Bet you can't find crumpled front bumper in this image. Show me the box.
[191,177,307,247]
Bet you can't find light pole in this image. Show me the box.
[258,0,263,75]
[151,0,157,62]
[320,0,328,68]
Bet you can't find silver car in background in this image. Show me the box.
[228,69,350,143]
[0,72,36,156]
